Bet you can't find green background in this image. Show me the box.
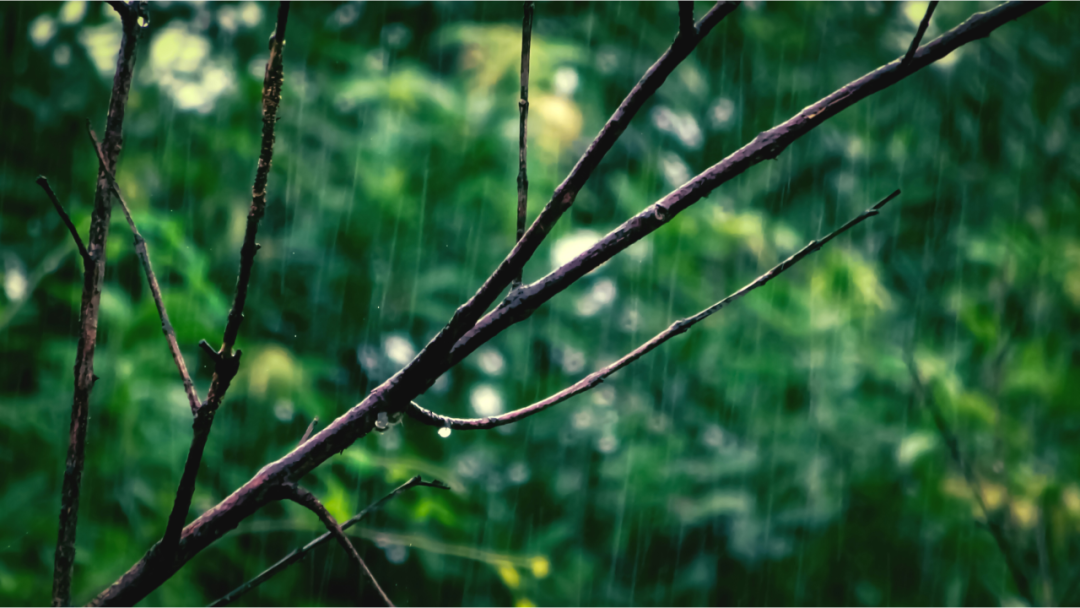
[1,1,1078,605]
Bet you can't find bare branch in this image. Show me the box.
[160,0,291,559]
[409,190,899,430]
[513,1,535,288]
[35,177,90,266]
[445,1,1047,377]
[86,125,201,415]
[903,1,939,65]
[88,4,1045,605]
[52,3,144,605]
[376,1,740,412]
[274,484,395,607]
[210,476,449,607]
[906,357,1035,606]
[678,1,695,39]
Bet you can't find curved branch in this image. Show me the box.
[36,177,90,266]
[273,484,394,607]
[210,476,448,607]
[408,190,899,430]
[444,0,1046,375]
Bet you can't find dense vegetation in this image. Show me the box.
[1,1,1078,605]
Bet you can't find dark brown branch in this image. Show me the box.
[374,1,739,414]
[298,417,319,446]
[678,1,695,39]
[513,1,534,288]
[89,4,1043,605]
[36,177,90,266]
[159,0,290,560]
[274,484,394,607]
[444,1,1046,379]
[409,190,899,430]
[903,1,939,65]
[86,125,201,416]
[906,357,1035,606]
[52,3,144,605]
[210,476,449,607]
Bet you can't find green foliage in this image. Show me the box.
[1,2,1079,605]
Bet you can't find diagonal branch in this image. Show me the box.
[443,1,1047,379]
[160,0,291,559]
[513,1,534,288]
[210,476,449,607]
[378,1,740,410]
[678,1,695,39]
[35,177,90,267]
[86,124,201,415]
[273,484,395,607]
[904,1,939,65]
[408,190,899,430]
[52,2,145,605]
[89,4,1044,606]
[906,357,1035,606]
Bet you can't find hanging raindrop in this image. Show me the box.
[438,426,452,438]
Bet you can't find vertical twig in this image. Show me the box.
[903,1,939,65]
[906,357,1035,606]
[275,484,395,607]
[298,417,319,446]
[86,125,201,415]
[51,3,145,605]
[513,1,534,288]
[160,0,291,557]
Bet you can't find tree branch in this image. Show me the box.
[678,1,695,40]
[88,4,1044,605]
[210,476,449,607]
[374,0,739,414]
[86,125,201,415]
[513,1,534,288]
[159,0,290,560]
[409,190,899,430]
[906,357,1035,606]
[444,0,1046,378]
[51,3,145,605]
[35,177,90,267]
[273,484,395,607]
[903,1,939,65]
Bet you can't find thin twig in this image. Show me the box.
[298,417,319,446]
[274,484,395,607]
[906,357,1036,606]
[409,190,899,430]
[678,1,695,39]
[513,1,534,289]
[160,0,291,558]
[35,177,90,266]
[52,2,144,605]
[86,125,201,415]
[903,1,939,65]
[210,476,449,607]
[89,4,1046,605]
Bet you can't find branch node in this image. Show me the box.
[36,176,91,266]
